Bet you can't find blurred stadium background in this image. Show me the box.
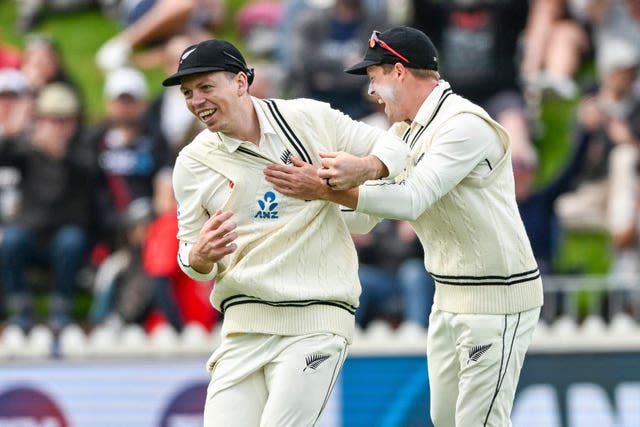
[0,1,639,426]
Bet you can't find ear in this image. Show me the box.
[393,62,407,80]
[236,72,249,95]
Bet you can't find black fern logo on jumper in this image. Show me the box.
[255,191,278,219]
[280,149,292,164]
[468,344,492,364]
[303,352,330,372]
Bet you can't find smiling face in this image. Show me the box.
[179,71,244,135]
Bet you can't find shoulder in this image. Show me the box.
[178,128,216,156]
[263,97,332,113]
[261,97,337,127]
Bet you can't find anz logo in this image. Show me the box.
[255,191,279,219]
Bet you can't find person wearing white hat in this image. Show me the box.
[86,66,170,251]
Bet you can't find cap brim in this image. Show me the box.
[344,59,381,75]
[162,66,228,86]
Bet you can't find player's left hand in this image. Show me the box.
[317,152,388,190]
[264,156,332,200]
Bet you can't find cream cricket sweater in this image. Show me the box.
[173,97,408,343]
[357,82,544,315]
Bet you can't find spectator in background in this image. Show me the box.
[410,0,536,162]
[514,134,591,276]
[90,169,217,332]
[88,197,161,329]
[520,0,589,101]
[86,66,170,249]
[606,131,640,310]
[143,167,217,331]
[95,0,225,72]
[0,82,94,332]
[555,38,640,232]
[353,219,433,329]
[20,33,81,94]
[0,69,32,144]
[277,0,390,71]
[235,0,284,59]
[144,34,206,160]
[570,0,640,75]
[0,70,32,228]
[286,0,387,119]
[395,220,434,329]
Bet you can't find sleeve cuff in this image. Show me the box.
[178,241,217,281]
[369,135,409,179]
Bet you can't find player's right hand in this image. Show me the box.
[189,210,238,273]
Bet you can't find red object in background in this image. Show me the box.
[90,242,111,267]
[143,213,218,332]
[0,44,22,70]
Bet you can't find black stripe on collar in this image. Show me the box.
[263,99,313,164]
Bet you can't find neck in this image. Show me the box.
[224,96,261,145]
[407,78,439,122]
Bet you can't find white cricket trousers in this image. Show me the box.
[427,307,540,427]
[203,332,348,427]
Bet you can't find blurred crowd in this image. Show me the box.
[0,0,640,334]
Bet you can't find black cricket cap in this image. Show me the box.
[162,39,255,86]
[345,26,439,75]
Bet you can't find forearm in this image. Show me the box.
[363,155,389,180]
[325,187,359,210]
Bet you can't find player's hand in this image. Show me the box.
[264,156,332,200]
[189,210,238,273]
[317,152,387,190]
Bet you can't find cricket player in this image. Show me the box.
[265,26,544,426]
[163,39,409,426]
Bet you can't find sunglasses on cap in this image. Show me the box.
[369,31,409,63]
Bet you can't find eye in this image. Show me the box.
[181,88,192,98]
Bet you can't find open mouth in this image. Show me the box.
[198,108,217,121]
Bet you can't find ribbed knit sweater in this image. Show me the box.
[357,82,543,314]
[173,97,409,342]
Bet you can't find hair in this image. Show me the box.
[223,70,255,88]
[380,64,440,80]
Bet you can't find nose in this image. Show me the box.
[191,89,206,105]
[367,83,375,96]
